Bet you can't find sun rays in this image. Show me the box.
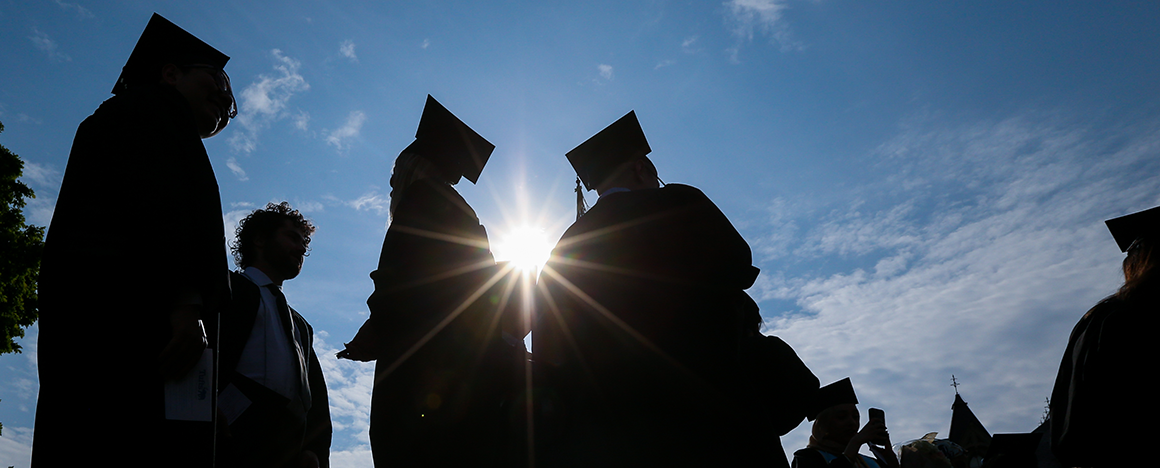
[364,166,710,467]
[492,225,554,273]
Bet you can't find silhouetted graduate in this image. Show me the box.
[532,111,776,466]
[792,378,899,468]
[1049,206,1160,467]
[33,13,236,467]
[339,96,523,467]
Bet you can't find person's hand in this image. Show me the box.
[337,321,379,361]
[158,305,208,380]
[295,450,320,468]
[336,341,374,362]
[845,419,890,459]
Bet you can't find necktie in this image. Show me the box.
[266,284,312,412]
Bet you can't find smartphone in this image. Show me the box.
[868,408,888,447]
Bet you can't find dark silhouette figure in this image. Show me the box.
[738,304,821,467]
[340,96,524,467]
[1050,206,1160,467]
[32,13,236,468]
[980,433,1041,468]
[532,111,792,466]
[792,378,900,468]
[216,203,332,467]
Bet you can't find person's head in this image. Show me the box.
[1105,206,1160,298]
[807,377,860,444]
[232,202,316,283]
[567,110,655,195]
[812,403,861,445]
[595,156,661,195]
[399,95,495,187]
[114,14,237,139]
[388,152,448,216]
[160,63,236,138]
[1119,237,1156,298]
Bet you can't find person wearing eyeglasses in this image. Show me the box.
[32,13,237,468]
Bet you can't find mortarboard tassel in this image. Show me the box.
[575,177,588,220]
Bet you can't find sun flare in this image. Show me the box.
[492,225,553,273]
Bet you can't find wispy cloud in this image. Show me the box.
[346,191,389,215]
[313,331,375,465]
[28,28,71,62]
[340,40,358,62]
[751,111,1160,455]
[297,200,324,213]
[325,111,366,151]
[682,35,701,53]
[1,105,43,125]
[16,161,60,227]
[420,39,430,49]
[598,64,614,80]
[723,0,802,62]
[229,49,310,153]
[0,424,33,466]
[0,325,38,466]
[225,157,249,181]
[292,110,311,131]
[53,0,94,18]
[655,59,677,69]
[18,160,59,189]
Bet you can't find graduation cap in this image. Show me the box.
[807,378,858,421]
[566,110,652,191]
[402,95,495,184]
[112,13,230,95]
[1105,205,1160,252]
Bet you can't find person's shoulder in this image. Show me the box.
[791,447,826,464]
[661,183,707,197]
[75,95,127,133]
[654,184,723,214]
[792,447,823,458]
[229,270,260,294]
[396,179,473,217]
[291,308,315,333]
[1074,296,1123,331]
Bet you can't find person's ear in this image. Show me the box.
[160,63,182,86]
[633,159,648,183]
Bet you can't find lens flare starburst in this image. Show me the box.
[493,225,553,273]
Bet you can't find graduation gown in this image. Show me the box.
[531,184,767,466]
[1049,277,1158,467]
[358,178,520,467]
[216,271,332,468]
[32,84,229,466]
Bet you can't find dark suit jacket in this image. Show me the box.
[217,270,331,468]
[33,83,228,467]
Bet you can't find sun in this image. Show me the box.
[492,225,554,273]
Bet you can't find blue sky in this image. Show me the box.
[3,1,1160,466]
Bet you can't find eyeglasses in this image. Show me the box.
[181,64,238,119]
